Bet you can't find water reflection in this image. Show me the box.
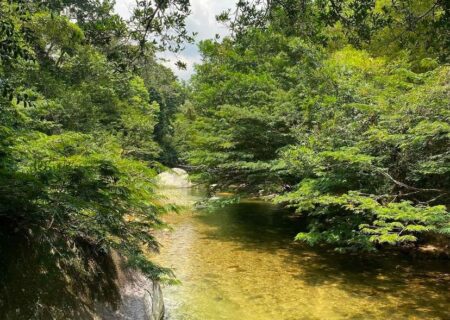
[155,191,450,320]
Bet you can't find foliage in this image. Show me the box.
[130,0,195,53]
[0,0,189,289]
[218,0,450,65]
[177,0,450,251]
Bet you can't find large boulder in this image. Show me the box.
[157,168,192,188]
[0,223,164,320]
[96,252,164,320]
[99,273,164,320]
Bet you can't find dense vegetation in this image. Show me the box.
[0,0,191,293]
[1,0,449,314]
[176,0,450,251]
[0,0,449,317]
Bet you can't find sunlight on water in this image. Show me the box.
[154,188,450,320]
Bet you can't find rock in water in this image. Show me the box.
[157,168,192,188]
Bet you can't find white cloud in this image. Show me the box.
[115,0,236,80]
[115,0,134,19]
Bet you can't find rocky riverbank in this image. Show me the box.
[0,224,165,320]
[97,252,164,320]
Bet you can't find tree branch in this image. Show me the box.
[376,168,448,194]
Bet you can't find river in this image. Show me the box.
[154,188,450,320]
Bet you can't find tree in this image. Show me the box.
[0,1,192,309]
[178,0,450,251]
[218,0,450,65]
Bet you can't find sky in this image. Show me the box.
[115,0,236,81]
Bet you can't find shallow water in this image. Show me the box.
[155,189,450,320]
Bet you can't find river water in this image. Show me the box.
[154,188,450,320]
